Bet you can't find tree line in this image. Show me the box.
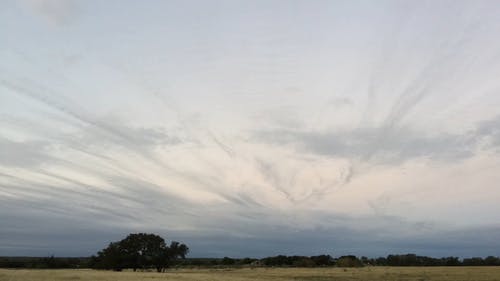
[1,233,500,269]
[3,254,500,269]
[0,256,90,269]
[194,254,500,267]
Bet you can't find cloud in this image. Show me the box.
[255,126,477,165]
[328,97,353,108]
[0,138,51,168]
[2,192,499,258]
[475,115,500,148]
[25,0,78,25]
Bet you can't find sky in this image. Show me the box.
[1,0,500,258]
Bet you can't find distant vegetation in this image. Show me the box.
[201,254,500,267]
[1,233,499,270]
[0,256,90,269]
[3,254,500,269]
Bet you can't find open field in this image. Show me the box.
[1,267,500,281]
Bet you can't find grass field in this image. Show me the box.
[1,267,500,281]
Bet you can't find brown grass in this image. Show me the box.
[1,267,500,281]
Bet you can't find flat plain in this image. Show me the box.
[1,267,500,281]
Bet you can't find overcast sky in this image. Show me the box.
[1,0,500,258]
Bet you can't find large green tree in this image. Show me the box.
[90,233,189,272]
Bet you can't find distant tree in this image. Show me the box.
[221,257,235,265]
[292,257,315,267]
[168,241,189,259]
[360,256,370,265]
[442,256,460,266]
[484,256,500,266]
[43,255,57,269]
[463,257,485,266]
[336,255,362,267]
[310,255,334,266]
[91,233,189,272]
[239,257,257,265]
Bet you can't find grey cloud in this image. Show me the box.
[0,119,185,184]
[207,131,235,157]
[375,226,500,258]
[255,158,292,200]
[327,97,353,108]
[256,126,476,165]
[132,127,183,146]
[0,171,204,254]
[0,138,51,167]
[3,224,498,258]
[257,110,500,167]
[475,115,500,147]
[1,78,181,150]
[1,166,196,217]
[0,209,134,256]
[26,0,79,25]
[0,98,247,214]
[71,122,185,152]
[2,155,499,258]
[0,178,139,222]
[0,79,188,179]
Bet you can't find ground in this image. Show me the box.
[1,267,500,281]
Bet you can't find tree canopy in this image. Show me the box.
[90,233,188,272]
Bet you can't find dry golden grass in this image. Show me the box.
[1,267,500,281]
